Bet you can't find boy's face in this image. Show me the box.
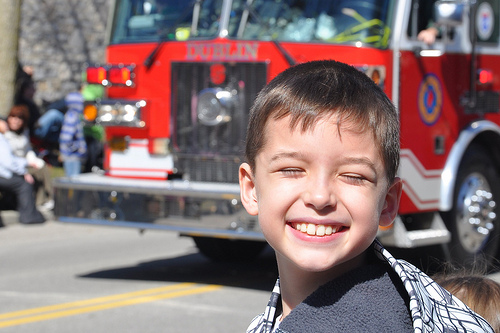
[240,115,402,273]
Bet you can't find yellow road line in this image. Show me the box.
[0,283,221,329]
[0,283,195,320]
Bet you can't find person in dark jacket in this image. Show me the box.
[12,64,64,146]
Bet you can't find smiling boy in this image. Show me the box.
[239,60,493,332]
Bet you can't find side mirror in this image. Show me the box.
[435,1,465,27]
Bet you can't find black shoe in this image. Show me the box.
[20,220,45,225]
[20,216,46,224]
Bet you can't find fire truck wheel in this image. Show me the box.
[442,146,500,268]
[192,237,268,262]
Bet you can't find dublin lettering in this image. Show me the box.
[186,43,259,61]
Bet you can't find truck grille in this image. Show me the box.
[171,62,267,183]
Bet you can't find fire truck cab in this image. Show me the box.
[54,0,500,265]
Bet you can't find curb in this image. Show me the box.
[0,209,54,227]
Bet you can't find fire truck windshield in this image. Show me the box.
[110,0,223,43]
[229,0,391,47]
[110,0,392,48]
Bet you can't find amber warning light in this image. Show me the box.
[83,103,98,122]
[86,65,135,87]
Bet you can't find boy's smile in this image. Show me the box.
[240,115,401,274]
[290,221,341,237]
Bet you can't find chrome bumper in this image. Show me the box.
[53,173,450,247]
[53,172,264,240]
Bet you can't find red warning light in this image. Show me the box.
[478,69,493,85]
[86,66,107,85]
[210,64,226,85]
[109,67,132,86]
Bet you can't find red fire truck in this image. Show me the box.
[54,0,500,265]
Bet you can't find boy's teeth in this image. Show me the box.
[307,224,315,235]
[317,225,325,236]
[294,223,339,236]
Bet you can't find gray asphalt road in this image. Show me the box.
[0,218,276,333]
[1,213,499,333]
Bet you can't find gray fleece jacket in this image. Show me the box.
[246,240,494,333]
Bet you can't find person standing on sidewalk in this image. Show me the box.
[59,91,87,177]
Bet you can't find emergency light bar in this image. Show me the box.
[85,64,135,87]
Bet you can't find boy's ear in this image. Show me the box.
[379,177,402,227]
[239,163,259,216]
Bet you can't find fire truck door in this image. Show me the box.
[397,0,469,214]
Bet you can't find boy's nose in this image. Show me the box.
[303,176,336,211]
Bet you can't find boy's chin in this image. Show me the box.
[277,250,367,275]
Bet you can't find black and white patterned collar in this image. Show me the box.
[246,240,494,333]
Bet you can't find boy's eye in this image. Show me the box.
[342,174,368,185]
[279,168,304,177]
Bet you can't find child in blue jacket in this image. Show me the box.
[59,92,87,177]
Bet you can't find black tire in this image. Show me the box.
[442,145,500,269]
[192,236,268,262]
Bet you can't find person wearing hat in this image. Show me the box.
[59,92,87,177]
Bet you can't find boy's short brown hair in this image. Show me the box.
[245,60,399,183]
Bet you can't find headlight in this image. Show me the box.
[197,88,235,126]
[95,100,146,127]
